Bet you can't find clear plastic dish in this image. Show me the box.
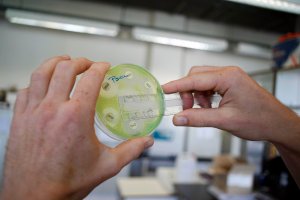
[95,64,222,141]
[95,64,165,141]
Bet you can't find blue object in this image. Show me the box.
[272,37,299,68]
[152,130,173,141]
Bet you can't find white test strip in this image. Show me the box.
[118,94,161,121]
[118,93,222,120]
[164,93,222,116]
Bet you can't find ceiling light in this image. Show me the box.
[226,0,300,14]
[5,9,120,37]
[132,27,228,52]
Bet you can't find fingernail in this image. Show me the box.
[174,115,188,125]
[144,137,154,149]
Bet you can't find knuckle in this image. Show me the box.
[55,60,78,75]
[56,60,72,70]
[39,101,56,116]
[98,62,110,68]
[39,56,69,68]
[93,62,111,72]
[30,70,47,82]
[37,102,82,132]
[224,66,246,83]
[35,102,56,127]
[226,66,244,75]
[40,56,61,65]
[75,57,90,63]
[189,66,199,74]
[87,66,102,77]
[51,55,68,62]
[60,102,82,125]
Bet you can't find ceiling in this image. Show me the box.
[74,0,299,34]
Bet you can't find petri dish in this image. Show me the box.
[95,64,165,141]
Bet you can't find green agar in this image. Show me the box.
[95,64,164,140]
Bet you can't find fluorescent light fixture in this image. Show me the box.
[236,42,272,59]
[5,9,119,37]
[226,0,300,15]
[132,27,228,52]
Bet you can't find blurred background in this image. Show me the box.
[0,0,300,199]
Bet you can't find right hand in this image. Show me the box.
[163,66,300,187]
[162,66,299,144]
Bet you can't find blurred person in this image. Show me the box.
[0,57,299,199]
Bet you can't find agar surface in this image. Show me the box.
[95,64,164,140]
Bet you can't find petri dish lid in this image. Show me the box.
[95,64,165,141]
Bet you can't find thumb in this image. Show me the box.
[111,136,154,168]
[173,108,223,128]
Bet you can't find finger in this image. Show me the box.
[173,108,223,128]
[28,55,70,107]
[110,137,154,168]
[180,92,194,110]
[14,88,29,114]
[179,91,212,110]
[71,62,110,113]
[163,70,227,95]
[46,57,94,102]
[188,66,220,75]
[194,91,214,108]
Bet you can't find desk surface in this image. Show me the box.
[117,177,216,200]
[118,177,173,197]
[175,184,216,200]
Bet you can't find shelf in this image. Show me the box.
[249,66,300,77]
[275,66,300,73]
[248,69,275,77]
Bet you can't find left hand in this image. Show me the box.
[0,56,154,200]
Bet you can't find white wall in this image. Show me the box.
[276,68,300,107]
[184,49,271,74]
[0,12,275,199]
[0,20,148,88]
[0,16,273,156]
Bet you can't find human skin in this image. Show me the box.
[163,66,300,187]
[0,56,154,200]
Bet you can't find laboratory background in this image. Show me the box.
[0,0,300,199]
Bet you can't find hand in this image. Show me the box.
[163,66,299,142]
[163,66,300,187]
[0,56,154,200]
